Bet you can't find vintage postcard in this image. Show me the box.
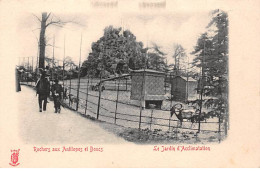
[0,0,259,168]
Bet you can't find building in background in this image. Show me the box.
[171,76,198,102]
[130,69,166,109]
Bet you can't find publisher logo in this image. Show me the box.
[9,149,20,167]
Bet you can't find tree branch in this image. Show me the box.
[32,28,41,31]
[45,13,86,29]
[46,12,51,21]
[32,13,41,22]
[45,44,61,49]
[46,19,65,27]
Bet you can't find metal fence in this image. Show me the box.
[20,68,227,142]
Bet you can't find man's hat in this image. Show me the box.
[39,68,46,75]
[39,68,51,76]
[42,71,46,76]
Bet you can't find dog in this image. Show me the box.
[69,94,79,104]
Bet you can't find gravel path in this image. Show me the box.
[18,85,128,144]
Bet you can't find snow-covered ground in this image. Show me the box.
[18,85,128,144]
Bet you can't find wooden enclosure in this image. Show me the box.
[171,76,198,102]
[130,69,166,109]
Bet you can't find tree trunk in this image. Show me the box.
[39,12,47,69]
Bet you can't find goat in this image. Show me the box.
[170,104,210,127]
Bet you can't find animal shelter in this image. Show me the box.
[171,76,198,102]
[130,69,166,109]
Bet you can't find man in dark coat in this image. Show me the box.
[51,79,63,113]
[35,70,50,112]
[15,67,21,92]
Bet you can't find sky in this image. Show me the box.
[17,9,212,68]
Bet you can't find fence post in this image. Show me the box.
[168,116,171,131]
[126,78,127,91]
[76,70,81,111]
[198,93,203,133]
[96,74,102,120]
[170,75,173,107]
[139,70,146,130]
[114,79,120,124]
[164,75,167,94]
[90,77,93,88]
[224,114,228,136]
[69,74,72,107]
[218,114,221,143]
[175,121,179,140]
[27,72,28,85]
[195,131,198,142]
[27,57,29,86]
[65,77,68,100]
[31,71,33,86]
[84,75,90,115]
[139,108,142,129]
[150,109,153,130]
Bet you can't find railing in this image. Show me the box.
[21,74,226,142]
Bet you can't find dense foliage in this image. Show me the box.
[191,9,228,118]
[81,26,167,77]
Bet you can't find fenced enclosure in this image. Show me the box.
[19,67,227,142]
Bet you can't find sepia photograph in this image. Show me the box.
[1,0,259,168]
[15,7,229,144]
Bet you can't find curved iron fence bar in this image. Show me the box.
[200,129,224,133]
[116,112,142,118]
[86,109,97,115]
[98,114,115,119]
[65,88,141,108]
[83,100,98,106]
[140,115,179,122]
[115,118,141,123]
[78,99,114,113]
[22,84,224,135]
[71,90,141,108]
[139,122,178,129]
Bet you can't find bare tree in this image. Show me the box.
[172,44,186,73]
[64,56,77,70]
[33,12,74,69]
